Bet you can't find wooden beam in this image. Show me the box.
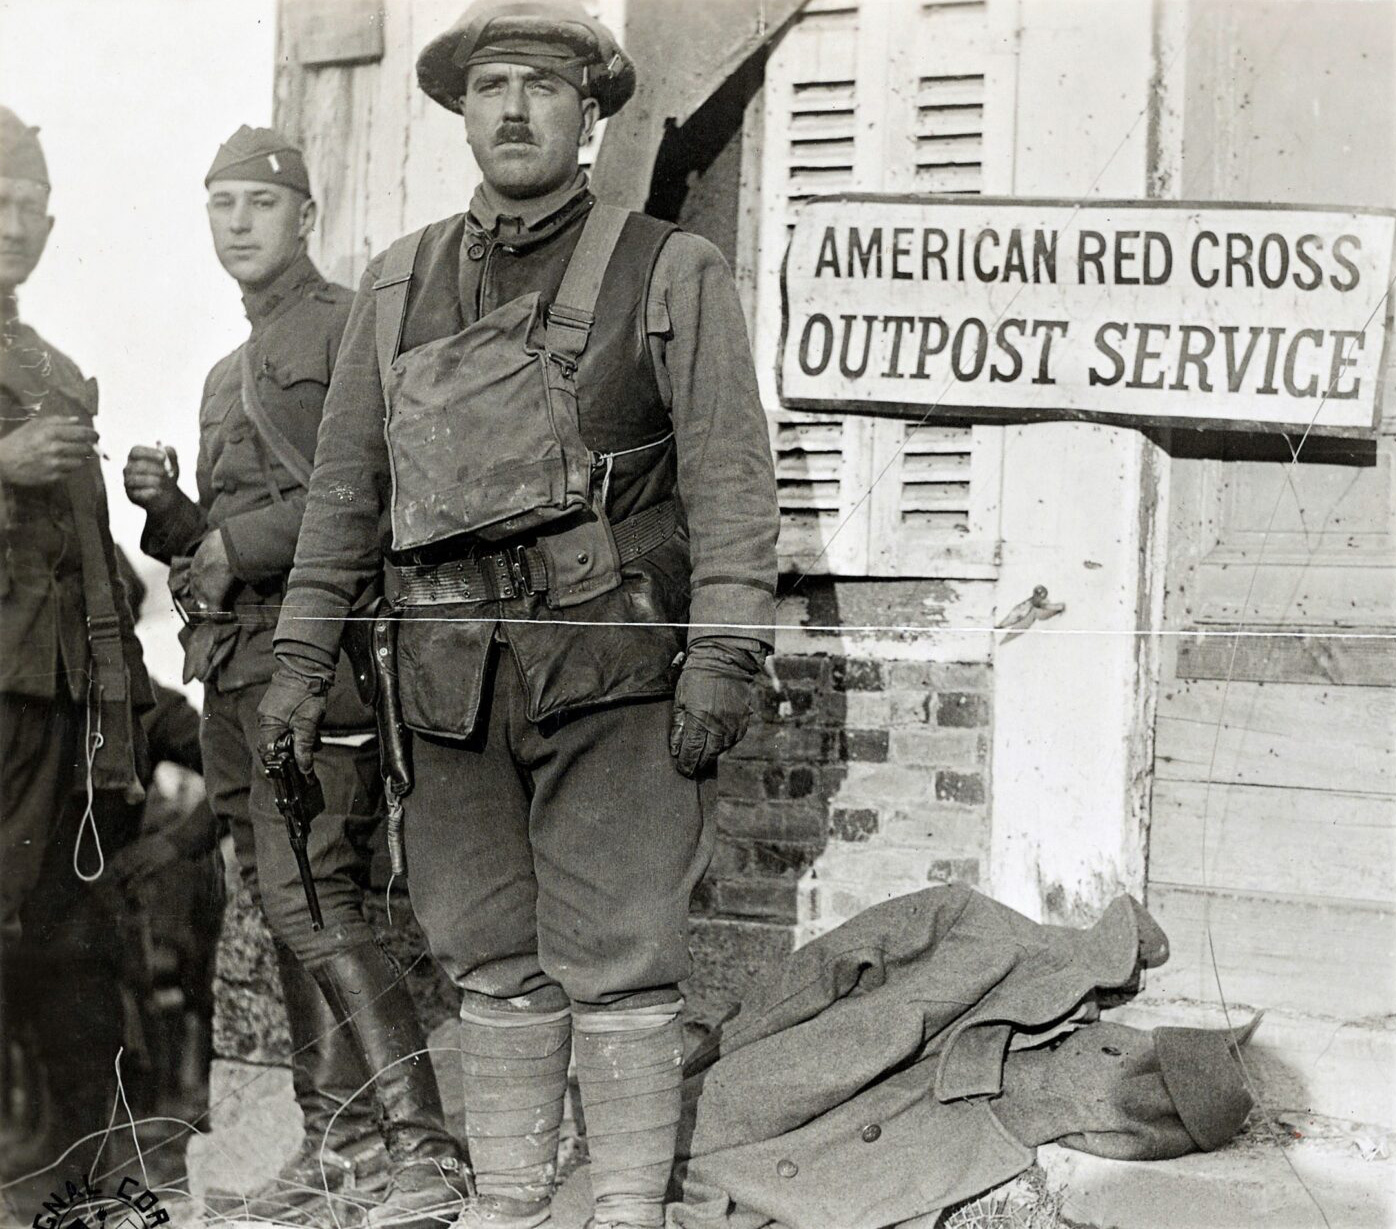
[1175,632,1396,687]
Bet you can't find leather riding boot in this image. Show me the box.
[229,946,386,1226]
[449,999,572,1229]
[308,941,468,1229]
[572,1004,685,1229]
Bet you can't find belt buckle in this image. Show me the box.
[504,545,536,597]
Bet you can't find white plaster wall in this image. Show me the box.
[987,0,1172,922]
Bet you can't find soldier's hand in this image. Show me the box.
[110,833,182,890]
[257,655,334,775]
[189,531,237,612]
[669,638,763,778]
[124,444,181,512]
[0,416,98,486]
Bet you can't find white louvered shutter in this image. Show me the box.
[757,0,874,575]
[868,0,1000,575]
[757,0,1002,578]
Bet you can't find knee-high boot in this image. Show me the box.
[450,996,572,1229]
[308,940,468,1229]
[572,1003,686,1229]
[232,945,385,1225]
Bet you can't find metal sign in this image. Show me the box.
[779,196,1396,435]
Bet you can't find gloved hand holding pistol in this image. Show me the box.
[257,651,335,773]
[669,637,765,778]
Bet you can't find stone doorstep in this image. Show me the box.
[1103,999,1396,1131]
[1039,1135,1395,1229]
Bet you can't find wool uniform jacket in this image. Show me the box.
[274,180,779,733]
[140,255,353,693]
[0,315,152,792]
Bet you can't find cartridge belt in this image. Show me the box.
[386,500,678,607]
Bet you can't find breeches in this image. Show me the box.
[404,648,713,1008]
[201,681,379,963]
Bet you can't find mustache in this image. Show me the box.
[494,122,537,146]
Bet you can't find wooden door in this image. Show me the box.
[1145,0,1396,1022]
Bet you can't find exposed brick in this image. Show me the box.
[761,764,819,800]
[708,834,750,878]
[927,857,981,886]
[710,879,799,924]
[936,692,991,728]
[772,655,831,684]
[830,807,879,842]
[770,688,818,721]
[838,728,890,762]
[831,658,884,692]
[815,687,843,726]
[886,729,980,768]
[936,770,986,806]
[843,692,892,726]
[839,762,939,808]
[886,662,991,691]
[717,760,766,800]
[689,878,718,915]
[718,798,828,843]
[743,841,819,878]
[888,690,934,726]
[883,805,989,851]
[728,724,833,763]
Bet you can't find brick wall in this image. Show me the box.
[686,634,993,1024]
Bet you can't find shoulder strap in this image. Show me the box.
[373,227,428,391]
[544,203,630,366]
[239,343,313,489]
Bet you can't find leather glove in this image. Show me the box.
[669,637,765,779]
[257,652,335,774]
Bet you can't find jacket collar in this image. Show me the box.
[467,173,591,247]
[240,252,322,327]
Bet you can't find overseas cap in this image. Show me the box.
[0,106,50,187]
[205,125,311,196]
[417,0,636,119]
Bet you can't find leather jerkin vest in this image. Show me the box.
[374,205,689,737]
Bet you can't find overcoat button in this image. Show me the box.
[861,1124,882,1142]
[467,243,486,260]
[776,1159,798,1179]
[576,552,589,564]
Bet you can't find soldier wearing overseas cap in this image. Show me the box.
[0,106,155,1179]
[123,126,466,1227]
[257,2,780,1226]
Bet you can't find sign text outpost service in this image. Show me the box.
[779,198,1396,434]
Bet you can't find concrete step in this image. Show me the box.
[1104,998,1396,1130]
[1040,1126,1395,1229]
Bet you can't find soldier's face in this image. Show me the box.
[206,181,316,290]
[462,63,599,199]
[0,177,53,292]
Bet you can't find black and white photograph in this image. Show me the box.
[0,1,1392,1226]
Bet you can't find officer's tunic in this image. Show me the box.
[138,255,379,962]
[277,180,779,1005]
[1,308,151,924]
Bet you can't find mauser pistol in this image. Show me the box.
[263,734,327,931]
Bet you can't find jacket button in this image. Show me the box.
[775,1159,798,1179]
[861,1123,882,1143]
[576,552,589,565]
[467,243,486,260]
